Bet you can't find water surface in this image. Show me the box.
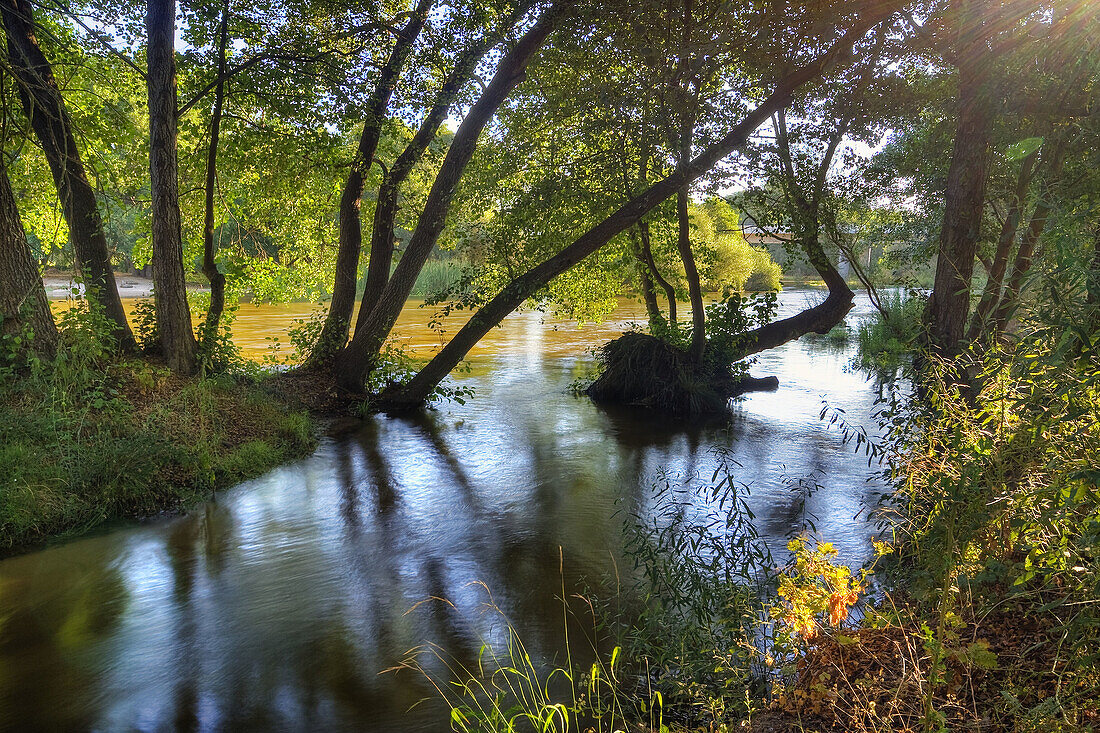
[5,292,887,731]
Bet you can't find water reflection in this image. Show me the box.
[5,292,889,731]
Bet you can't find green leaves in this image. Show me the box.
[1004,137,1044,162]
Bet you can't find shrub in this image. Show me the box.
[854,289,925,374]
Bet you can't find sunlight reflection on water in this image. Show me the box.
[7,291,891,731]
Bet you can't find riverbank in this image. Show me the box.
[0,356,316,557]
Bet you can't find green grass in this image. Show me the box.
[0,340,315,555]
[408,259,464,298]
[854,289,925,373]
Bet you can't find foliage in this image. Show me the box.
[697,201,783,293]
[695,290,778,377]
[614,457,776,729]
[0,306,48,376]
[195,305,246,376]
[0,298,315,553]
[362,341,475,410]
[263,306,329,367]
[131,298,159,352]
[853,289,926,374]
[400,585,656,733]
[588,291,777,415]
[814,276,1100,729]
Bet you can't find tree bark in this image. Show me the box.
[0,164,57,359]
[313,0,433,362]
[677,184,706,359]
[668,186,704,356]
[638,219,677,323]
[0,0,133,349]
[990,140,1067,333]
[966,148,1037,342]
[147,0,197,374]
[337,2,573,389]
[673,0,706,362]
[374,5,892,407]
[628,227,661,322]
[925,1,995,356]
[355,1,533,331]
[200,0,229,353]
[1089,224,1100,310]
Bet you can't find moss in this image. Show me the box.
[0,359,317,556]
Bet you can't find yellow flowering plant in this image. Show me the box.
[773,538,867,646]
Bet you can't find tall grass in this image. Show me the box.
[396,570,662,733]
[0,299,315,553]
[409,260,465,298]
[854,289,925,374]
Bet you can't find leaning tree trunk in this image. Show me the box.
[312,0,433,362]
[200,0,229,353]
[677,184,706,360]
[0,164,57,359]
[355,1,533,331]
[337,2,573,390]
[147,0,197,374]
[638,220,677,323]
[0,0,133,349]
[374,5,891,408]
[1089,224,1100,310]
[628,228,662,322]
[673,0,706,363]
[925,11,994,356]
[966,148,1038,342]
[989,139,1067,335]
[631,142,676,326]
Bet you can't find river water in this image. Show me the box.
[2,292,888,732]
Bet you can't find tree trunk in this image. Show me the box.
[373,6,891,407]
[966,148,1037,342]
[313,0,433,362]
[677,184,706,360]
[337,2,573,389]
[0,164,57,359]
[147,0,197,374]
[356,0,535,331]
[200,0,229,353]
[0,0,133,349]
[925,2,994,356]
[638,220,677,323]
[674,0,706,363]
[732,284,853,360]
[628,228,661,322]
[990,141,1067,334]
[1089,224,1100,309]
[359,165,397,325]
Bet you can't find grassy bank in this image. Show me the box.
[1,336,316,556]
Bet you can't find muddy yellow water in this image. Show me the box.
[8,292,887,731]
[51,297,653,362]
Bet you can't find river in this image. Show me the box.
[2,291,889,732]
